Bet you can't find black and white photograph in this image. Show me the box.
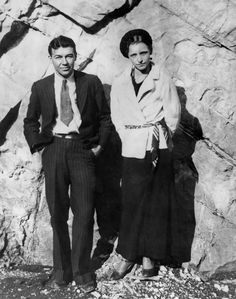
[0,0,235,298]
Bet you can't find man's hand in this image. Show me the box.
[91,145,103,157]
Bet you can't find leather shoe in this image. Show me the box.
[142,267,158,278]
[78,280,96,293]
[111,260,134,280]
[42,277,69,289]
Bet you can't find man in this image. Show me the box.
[24,35,112,293]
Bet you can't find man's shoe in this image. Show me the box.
[42,277,69,289]
[78,280,96,293]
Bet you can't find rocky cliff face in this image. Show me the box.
[0,0,235,277]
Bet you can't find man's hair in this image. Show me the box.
[48,35,77,56]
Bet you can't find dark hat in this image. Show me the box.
[120,29,153,58]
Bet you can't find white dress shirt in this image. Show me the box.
[53,72,82,134]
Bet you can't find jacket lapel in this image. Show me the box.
[137,64,160,103]
[121,67,145,122]
[44,74,57,118]
[74,70,87,112]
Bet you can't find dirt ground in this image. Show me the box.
[0,255,236,299]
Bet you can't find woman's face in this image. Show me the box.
[128,42,151,72]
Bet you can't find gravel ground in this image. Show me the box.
[0,255,236,299]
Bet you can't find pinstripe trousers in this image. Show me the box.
[42,136,96,285]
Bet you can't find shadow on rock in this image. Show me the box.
[0,101,21,146]
[92,84,122,270]
[172,86,203,264]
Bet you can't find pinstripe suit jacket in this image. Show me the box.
[24,70,112,153]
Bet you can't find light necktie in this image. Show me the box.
[60,79,73,126]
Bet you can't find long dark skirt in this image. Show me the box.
[116,149,178,262]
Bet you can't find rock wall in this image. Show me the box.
[0,0,235,276]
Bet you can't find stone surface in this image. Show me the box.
[41,0,126,28]
[0,0,236,276]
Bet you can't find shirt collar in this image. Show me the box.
[123,62,160,81]
[54,71,75,84]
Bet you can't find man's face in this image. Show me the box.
[50,46,76,78]
[128,42,151,72]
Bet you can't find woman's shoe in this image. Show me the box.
[142,267,158,278]
[142,257,158,278]
[111,258,134,280]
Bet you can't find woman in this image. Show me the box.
[110,29,181,279]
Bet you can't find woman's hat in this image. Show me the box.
[120,29,152,58]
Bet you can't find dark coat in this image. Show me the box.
[24,70,112,153]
